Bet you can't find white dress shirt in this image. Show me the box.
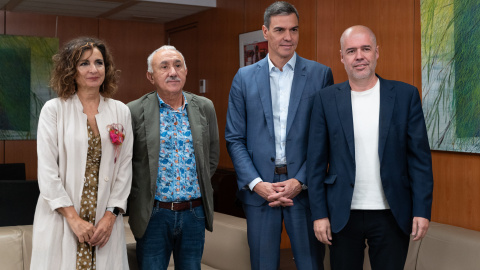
[248,53,296,190]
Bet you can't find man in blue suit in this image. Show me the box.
[307,25,434,270]
[225,2,333,270]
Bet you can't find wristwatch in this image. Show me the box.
[106,207,120,217]
[298,181,308,190]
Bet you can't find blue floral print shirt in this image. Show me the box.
[155,93,201,202]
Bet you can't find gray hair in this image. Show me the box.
[263,1,299,29]
[147,45,187,73]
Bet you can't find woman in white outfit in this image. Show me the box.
[31,37,133,270]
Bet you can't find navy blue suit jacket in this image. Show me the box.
[225,55,333,206]
[307,76,433,235]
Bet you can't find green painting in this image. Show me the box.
[422,0,480,153]
[0,35,58,140]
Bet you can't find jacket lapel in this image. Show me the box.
[185,92,205,170]
[256,59,275,139]
[142,92,161,190]
[335,81,356,161]
[378,77,396,163]
[286,56,307,136]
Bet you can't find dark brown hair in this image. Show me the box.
[263,1,299,29]
[50,37,118,99]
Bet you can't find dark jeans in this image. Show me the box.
[330,210,410,270]
[135,205,206,270]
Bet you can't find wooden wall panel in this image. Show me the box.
[245,0,316,61]
[199,0,245,170]
[166,0,245,169]
[168,25,199,95]
[316,0,336,69]
[413,0,422,90]
[0,141,4,163]
[99,19,165,104]
[244,0,264,32]
[5,141,37,180]
[431,151,480,231]
[0,11,4,34]
[56,16,99,45]
[5,11,56,37]
[317,0,415,84]
[287,0,316,60]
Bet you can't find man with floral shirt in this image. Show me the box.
[128,45,219,270]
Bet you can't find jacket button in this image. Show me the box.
[271,157,275,162]
[350,183,354,188]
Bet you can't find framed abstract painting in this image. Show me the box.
[422,0,480,153]
[0,35,58,140]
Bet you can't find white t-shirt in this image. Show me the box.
[350,79,390,210]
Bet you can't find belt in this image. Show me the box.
[153,198,202,211]
[274,165,288,175]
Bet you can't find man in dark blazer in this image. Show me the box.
[307,25,434,270]
[128,45,219,270]
[225,2,333,269]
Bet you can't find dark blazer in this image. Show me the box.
[225,55,333,206]
[307,76,434,235]
[127,91,219,238]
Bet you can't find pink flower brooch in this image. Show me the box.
[107,123,125,163]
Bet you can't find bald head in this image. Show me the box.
[339,25,379,88]
[340,25,377,51]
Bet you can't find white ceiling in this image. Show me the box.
[0,0,216,23]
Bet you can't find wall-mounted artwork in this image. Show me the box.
[0,35,58,140]
[239,30,268,67]
[422,0,480,153]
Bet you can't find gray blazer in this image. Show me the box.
[127,91,219,238]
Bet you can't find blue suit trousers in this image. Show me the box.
[243,174,324,270]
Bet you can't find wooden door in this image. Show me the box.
[167,24,199,95]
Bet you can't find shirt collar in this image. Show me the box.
[156,92,188,111]
[267,52,297,72]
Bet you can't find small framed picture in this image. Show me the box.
[239,30,268,67]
